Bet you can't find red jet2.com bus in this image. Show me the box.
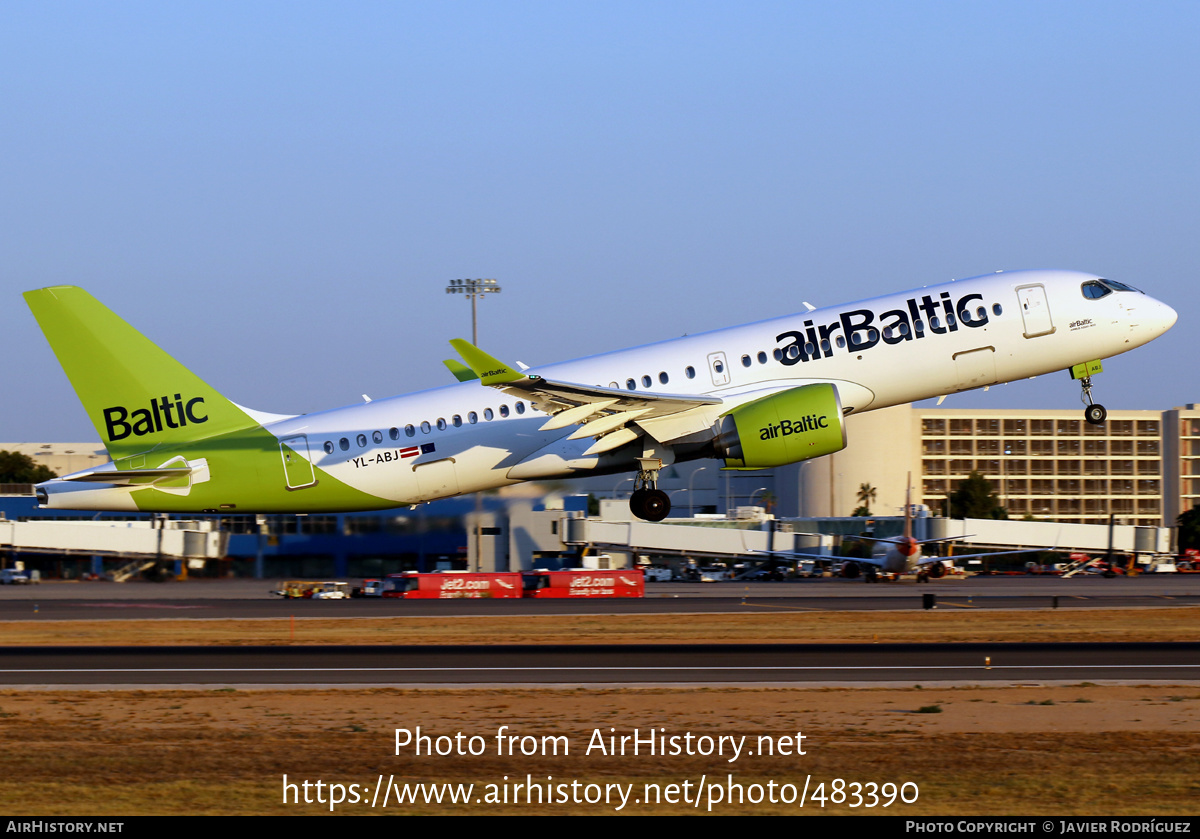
[523,569,645,599]
[381,572,523,599]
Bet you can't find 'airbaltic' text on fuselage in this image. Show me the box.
[103,395,208,441]
[776,291,990,365]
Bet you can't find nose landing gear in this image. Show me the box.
[1070,361,1107,425]
[1079,376,1107,425]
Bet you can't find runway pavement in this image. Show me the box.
[1,642,1197,687]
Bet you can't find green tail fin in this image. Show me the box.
[24,286,257,460]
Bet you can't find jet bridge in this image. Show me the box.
[561,516,833,563]
[0,519,228,565]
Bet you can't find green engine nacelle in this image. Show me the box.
[712,383,847,469]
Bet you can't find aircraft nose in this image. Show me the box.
[1142,295,1180,333]
[1150,297,1178,334]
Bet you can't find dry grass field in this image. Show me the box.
[1,684,1199,815]
[2,606,1199,646]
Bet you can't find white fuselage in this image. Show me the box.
[258,269,1175,506]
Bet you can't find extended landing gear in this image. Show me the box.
[1079,375,1107,426]
[629,457,671,522]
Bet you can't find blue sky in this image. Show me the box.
[4,1,1197,441]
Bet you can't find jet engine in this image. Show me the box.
[712,383,847,469]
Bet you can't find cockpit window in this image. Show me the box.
[1100,278,1142,293]
[1084,278,1142,299]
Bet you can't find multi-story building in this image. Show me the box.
[915,408,1163,526]
[1163,404,1200,526]
[780,403,1197,529]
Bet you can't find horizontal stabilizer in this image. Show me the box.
[58,467,194,487]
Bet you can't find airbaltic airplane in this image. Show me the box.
[24,269,1175,520]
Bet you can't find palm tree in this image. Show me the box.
[854,482,877,516]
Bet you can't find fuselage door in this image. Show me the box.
[707,352,731,387]
[280,434,317,490]
[413,458,460,501]
[1015,284,1055,338]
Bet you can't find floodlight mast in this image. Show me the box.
[445,279,502,572]
[445,278,501,345]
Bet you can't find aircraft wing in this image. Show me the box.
[450,339,722,453]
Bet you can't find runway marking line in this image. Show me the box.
[3,664,1200,675]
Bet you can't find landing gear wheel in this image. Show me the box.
[1078,374,1106,425]
[629,489,649,519]
[639,489,670,522]
[916,571,929,583]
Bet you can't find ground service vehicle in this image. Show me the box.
[272,580,351,599]
[522,568,645,598]
[380,571,523,599]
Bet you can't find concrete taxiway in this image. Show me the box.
[0,575,1197,620]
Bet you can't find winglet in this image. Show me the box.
[442,359,480,382]
[448,339,524,385]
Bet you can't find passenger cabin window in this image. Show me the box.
[420,421,431,434]
[389,427,400,441]
[372,430,383,444]
[659,371,668,384]
[484,408,494,421]
[757,351,767,364]
[436,418,447,431]
[452,415,462,427]
[626,378,636,390]
[356,434,367,448]
[741,354,751,367]
[515,402,525,414]
[339,437,349,451]
[405,424,416,437]
[323,441,334,455]
[499,405,509,418]
[642,375,651,388]
[685,366,696,379]
[468,411,478,424]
